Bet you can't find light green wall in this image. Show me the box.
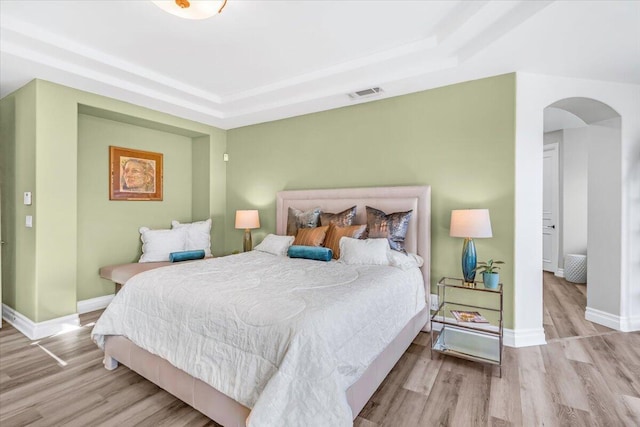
[226,74,516,326]
[193,133,228,253]
[77,114,195,300]
[0,94,16,310]
[0,79,227,322]
[192,136,211,221]
[1,75,515,325]
[36,81,79,320]
[0,82,37,319]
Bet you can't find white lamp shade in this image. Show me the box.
[450,209,493,238]
[235,210,260,229]
[152,1,226,20]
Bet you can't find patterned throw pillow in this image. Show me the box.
[323,224,367,259]
[319,206,357,227]
[293,226,329,247]
[365,206,413,253]
[287,207,321,236]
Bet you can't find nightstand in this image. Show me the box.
[430,277,503,377]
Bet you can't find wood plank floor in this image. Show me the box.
[1,273,639,426]
[542,271,612,341]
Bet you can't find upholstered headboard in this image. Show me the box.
[276,186,431,294]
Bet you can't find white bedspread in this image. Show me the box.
[92,251,425,426]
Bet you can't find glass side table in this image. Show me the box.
[430,277,504,377]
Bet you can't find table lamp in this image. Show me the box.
[450,209,493,284]
[235,210,260,252]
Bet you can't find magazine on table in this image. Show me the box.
[451,310,489,323]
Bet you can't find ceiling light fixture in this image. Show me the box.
[152,0,227,20]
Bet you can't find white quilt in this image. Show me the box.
[92,251,425,426]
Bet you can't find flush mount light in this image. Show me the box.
[152,0,227,20]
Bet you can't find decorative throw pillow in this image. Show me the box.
[323,223,367,259]
[365,206,413,253]
[287,207,321,236]
[293,226,329,247]
[388,250,424,270]
[254,234,295,256]
[319,206,357,227]
[139,227,187,263]
[288,245,333,262]
[171,219,212,257]
[169,249,206,263]
[339,237,391,266]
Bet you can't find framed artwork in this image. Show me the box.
[109,146,163,201]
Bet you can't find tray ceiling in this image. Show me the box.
[1,0,638,129]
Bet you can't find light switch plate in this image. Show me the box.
[26,215,33,228]
[24,192,32,205]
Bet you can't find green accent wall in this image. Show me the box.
[226,74,516,326]
[77,114,195,301]
[0,82,37,320]
[0,80,226,322]
[1,75,516,327]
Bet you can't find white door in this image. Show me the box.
[543,143,559,272]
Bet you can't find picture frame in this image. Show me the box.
[109,146,163,201]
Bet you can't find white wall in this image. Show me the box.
[587,117,622,316]
[562,127,588,264]
[515,74,640,343]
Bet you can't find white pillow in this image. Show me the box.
[139,227,187,263]
[254,234,295,256]
[388,250,424,270]
[339,237,391,266]
[171,219,212,257]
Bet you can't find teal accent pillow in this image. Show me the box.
[169,249,205,262]
[288,245,333,262]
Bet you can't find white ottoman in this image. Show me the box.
[565,254,587,284]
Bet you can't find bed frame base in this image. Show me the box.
[104,307,429,426]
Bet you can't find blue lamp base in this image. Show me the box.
[461,237,477,283]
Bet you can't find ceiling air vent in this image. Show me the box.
[348,87,383,100]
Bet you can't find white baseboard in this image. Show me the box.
[77,294,115,314]
[585,307,640,332]
[430,320,546,348]
[555,268,565,278]
[2,304,80,341]
[504,327,546,347]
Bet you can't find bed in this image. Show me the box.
[92,185,431,426]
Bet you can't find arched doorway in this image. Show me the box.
[542,97,621,339]
[513,75,639,348]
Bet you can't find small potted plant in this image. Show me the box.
[474,259,504,289]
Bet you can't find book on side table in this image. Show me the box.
[451,310,489,323]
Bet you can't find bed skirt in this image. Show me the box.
[104,306,429,426]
